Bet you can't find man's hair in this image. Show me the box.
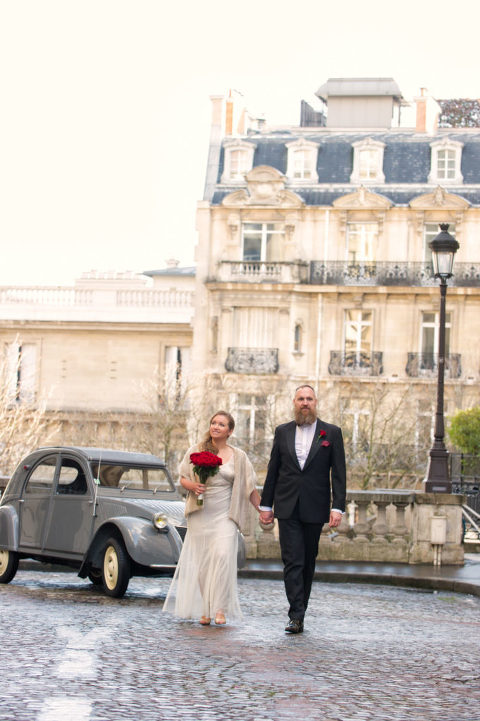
[294,384,316,396]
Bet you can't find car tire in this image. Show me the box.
[0,549,19,584]
[88,568,103,585]
[101,537,131,598]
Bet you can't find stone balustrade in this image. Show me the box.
[0,285,194,323]
[216,261,309,284]
[245,489,464,565]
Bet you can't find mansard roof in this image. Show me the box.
[212,130,480,207]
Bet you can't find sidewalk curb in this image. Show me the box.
[239,558,480,598]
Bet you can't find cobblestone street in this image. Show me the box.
[1,568,480,721]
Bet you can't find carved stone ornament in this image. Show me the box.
[333,187,392,210]
[221,165,303,208]
[409,187,470,210]
[227,213,240,238]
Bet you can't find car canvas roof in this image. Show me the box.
[38,446,166,467]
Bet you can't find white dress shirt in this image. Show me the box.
[295,421,317,469]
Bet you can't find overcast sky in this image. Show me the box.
[1,0,479,286]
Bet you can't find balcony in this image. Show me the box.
[216,261,309,284]
[310,261,480,287]
[405,353,462,379]
[225,348,279,374]
[328,351,383,376]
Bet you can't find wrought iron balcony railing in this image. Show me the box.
[310,261,480,287]
[405,353,462,379]
[328,351,383,376]
[212,261,480,286]
[225,347,279,374]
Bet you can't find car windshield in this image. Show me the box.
[90,463,175,493]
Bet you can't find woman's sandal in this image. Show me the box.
[199,616,211,625]
[214,612,226,625]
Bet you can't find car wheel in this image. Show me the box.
[101,537,130,598]
[0,549,19,584]
[88,568,103,585]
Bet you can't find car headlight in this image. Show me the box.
[153,513,169,532]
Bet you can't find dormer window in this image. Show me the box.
[286,139,319,182]
[221,140,256,183]
[350,138,385,184]
[428,139,463,184]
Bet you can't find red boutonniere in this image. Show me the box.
[319,430,330,447]
[190,451,223,506]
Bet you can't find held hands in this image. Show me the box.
[329,510,342,528]
[259,510,274,525]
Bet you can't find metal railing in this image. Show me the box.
[225,347,279,375]
[450,453,480,542]
[406,353,462,379]
[310,261,480,287]
[328,350,383,376]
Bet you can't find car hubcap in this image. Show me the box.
[104,546,119,590]
[0,550,8,574]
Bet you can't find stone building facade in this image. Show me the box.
[192,78,480,483]
[0,266,195,467]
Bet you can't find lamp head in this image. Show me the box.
[429,224,459,279]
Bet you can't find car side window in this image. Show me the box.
[24,457,57,494]
[57,460,88,495]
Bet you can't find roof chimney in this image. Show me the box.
[415,88,441,133]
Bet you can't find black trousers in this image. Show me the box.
[277,503,323,621]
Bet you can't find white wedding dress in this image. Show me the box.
[163,456,242,620]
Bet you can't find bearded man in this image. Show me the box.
[259,385,346,633]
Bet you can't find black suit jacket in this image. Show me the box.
[261,419,346,524]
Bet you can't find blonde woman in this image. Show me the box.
[163,411,260,625]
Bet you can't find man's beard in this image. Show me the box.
[294,408,317,426]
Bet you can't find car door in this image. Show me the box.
[43,455,94,556]
[19,454,58,550]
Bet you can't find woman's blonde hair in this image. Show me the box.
[201,410,235,452]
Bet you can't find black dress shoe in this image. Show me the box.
[285,619,304,634]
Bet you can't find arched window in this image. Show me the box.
[428,139,463,184]
[286,139,319,182]
[294,323,303,353]
[350,138,385,184]
[221,140,256,182]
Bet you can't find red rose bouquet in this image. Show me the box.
[190,451,223,506]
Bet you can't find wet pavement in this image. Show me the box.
[1,565,480,721]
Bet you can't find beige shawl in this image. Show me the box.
[179,444,256,534]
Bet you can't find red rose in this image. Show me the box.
[190,451,223,486]
[319,430,326,437]
[190,451,223,468]
[189,451,223,506]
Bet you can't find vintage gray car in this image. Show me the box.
[0,446,189,598]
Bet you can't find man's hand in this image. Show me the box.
[328,510,342,528]
[259,510,274,525]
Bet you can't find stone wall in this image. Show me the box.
[245,490,465,566]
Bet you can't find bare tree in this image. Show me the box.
[0,354,59,477]
[329,380,436,489]
[55,366,201,471]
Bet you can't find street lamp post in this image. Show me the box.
[424,224,459,493]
